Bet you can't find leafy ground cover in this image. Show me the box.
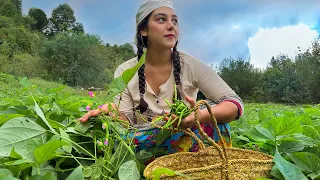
[0,73,319,179]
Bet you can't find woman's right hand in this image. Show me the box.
[78,103,118,123]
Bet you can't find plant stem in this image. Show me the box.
[60,137,96,159]
[57,155,95,161]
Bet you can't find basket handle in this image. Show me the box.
[192,100,229,163]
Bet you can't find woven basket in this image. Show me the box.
[144,100,274,180]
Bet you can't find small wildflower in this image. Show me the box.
[104,140,108,146]
[85,106,90,111]
[97,140,103,146]
[102,122,107,130]
[88,91,95,98]
[98,105,103,109]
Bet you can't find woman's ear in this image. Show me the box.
[140,28,148,37]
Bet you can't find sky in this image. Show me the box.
[22,0,320,69]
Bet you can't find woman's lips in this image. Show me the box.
[165,35,175,39]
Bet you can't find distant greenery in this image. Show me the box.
[1,0,320,104]
[0,0,135,89]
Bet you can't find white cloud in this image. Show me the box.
[248,23,318,69]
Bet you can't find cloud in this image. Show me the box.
[248,23,319,69]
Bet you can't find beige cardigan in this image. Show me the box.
[114,52,243,129]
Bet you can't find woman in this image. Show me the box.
[80,0,243,154]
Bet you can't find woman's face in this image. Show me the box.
[141,7,179,49]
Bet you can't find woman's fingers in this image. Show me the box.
[185,95,196,108]
[79,109,101,123]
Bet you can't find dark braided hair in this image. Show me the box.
[135,13,182,114]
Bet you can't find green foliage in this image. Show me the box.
[28,8,48,31]
[45,3,83,36]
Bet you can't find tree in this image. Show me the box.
[28,8,48,31]
[45,3,84,36]
[40,33,108,87]
[0,0,18,18]
[10,0,22,15]
[218,57,262,101]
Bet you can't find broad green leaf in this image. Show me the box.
[27,175,43,180]
[60,128,72,153]
[288,152,320,173]
[267,116,302,138]
[48,119,65,129]
[255,126,274,141]
[34,140,68,165]
[74,121,90,134]
[278,139,304,153]
[292,133,316,147]
[0,114,24,125]
[0,117,46,157]
[156,129,172,146]
[10,147,22,159]
[33,99,57,134]
[118,160,140,180]
[43,172,57,180]
[273,148,308,180]
[135,150,153,163]
[4,159,34,166]
[83,166,92,178]
[106,76,126,102]
[151,168,176,180]
[303,125,320,140]
[122,51,146,84]
[270,165,285,180]
[0,168,13,177]
[65,166,85,180]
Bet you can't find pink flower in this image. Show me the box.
[88,91,95,98]
[85,106,90,111]
[98,105,103,109]
[104,140,108,146]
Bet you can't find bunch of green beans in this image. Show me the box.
[152,85,193,129]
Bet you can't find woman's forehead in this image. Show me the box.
[151,7,177,17]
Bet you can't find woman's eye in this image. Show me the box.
[173,19,178,25]
[158,17,165,22]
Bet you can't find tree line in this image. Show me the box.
[0,0,319,104]
[0,0,135,88]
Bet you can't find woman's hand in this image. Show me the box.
[165,95,197,129]
[78,103,118,123]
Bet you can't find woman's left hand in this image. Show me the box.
[166,95,197,129]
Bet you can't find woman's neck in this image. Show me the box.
[145,47,172,67]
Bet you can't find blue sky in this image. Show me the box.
[22,0,320,69]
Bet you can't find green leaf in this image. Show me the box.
[288,152,320,173]
[303,125,320,140]
[33,99,57,134]
[4,159,34,166]
[43,172,57,180]
[270,165,284,180]
[0,117,46,157]
[83,166,92,178]
[34,140,68,165]
[0,168,13,177]
[65,166,85,180]
[118,160,140,180]
[48,119,65,129]
[273,148,308,180]
[74,121,90,134]
[122,51,146,84]
[10,147,22,159]
[278,139,305,153]
[59,128,72,153]
[255,126,274,141]
[152,168,176,180]
[156,129,172,146]
[0,114,24,126]
[267,116,302,138]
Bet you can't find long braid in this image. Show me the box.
[135,16,150,114]
[172,43,182,100]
